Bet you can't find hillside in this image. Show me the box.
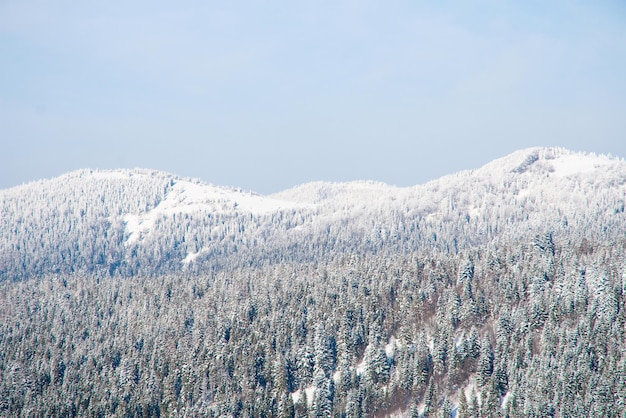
[1,147,625,280]
[1,147,626,417]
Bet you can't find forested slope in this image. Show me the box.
[1,147,626,416]
[1,147,625,280]
[1,234,625,416]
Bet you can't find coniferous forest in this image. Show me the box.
[1,148,626,417]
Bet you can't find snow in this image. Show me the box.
[304,386,315,407]
[150,180,306,216]
[289,386,316,407]
[501,390,512,409]
[549,153,610,177]
[181,250,203,264]
[332,370,341,384]
[123,215,142,245]
[271,180,396,205]
[475,147,543,176]
[291,390,301,404]
[170,181,306,214]
[473,147,620,182]
[454,333,464,348]
[356,356,367,376]
[89,171,132,180]
[385,337,397,358]
[124,179,313,244]
[291,385,315,407]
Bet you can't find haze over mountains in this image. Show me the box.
[1,147,625,280]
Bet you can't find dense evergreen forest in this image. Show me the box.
[2,233,625,416]
[1,148,626,416]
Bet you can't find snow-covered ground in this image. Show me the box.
[549,152,611,177]
[123,178,313,244]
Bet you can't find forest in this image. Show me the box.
[1,232,625,416]
[1,148,625,416]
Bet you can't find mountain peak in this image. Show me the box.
[476,147,619,178]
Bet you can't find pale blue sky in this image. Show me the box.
[1,1,625,193]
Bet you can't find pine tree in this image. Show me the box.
[478,335,494,387]
[364,344,390,386]
[414,334,433,387]
[273,355,289,395]
[423,377,437,417]
[312,377,333,418]
[468,388,480,418]
[440,398,452,418]
[467,328,481,360]
[459,257,475,283]
[433,326,449,376]
[447,342,461,390]
[296,346,314,387]
[344,388,361,418]
[481,378,502,418]
[458,389,469,418]
[314,325,336,378]
[493,361,508,397]
[277,392,294,418]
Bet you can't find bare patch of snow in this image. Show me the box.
[182,250,204,264]
[549,153,610,177]
[454,333,464,349]
[332,370,341,384]
[501,390,512,409]
[356,356,367,376]
[123,179,313,244]
[291,386,315,407]
[172,180,307,215]
[385,337,397,359]
[304,386,315,407]
[291,390,301,405]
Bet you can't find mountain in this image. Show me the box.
[1,147,625,280]
[2,147,626,417]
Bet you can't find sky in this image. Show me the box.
[1,0,625,194]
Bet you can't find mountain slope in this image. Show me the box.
[1,147,625,279]
[2,148,626,417]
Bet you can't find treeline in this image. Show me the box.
[1,233,625,417]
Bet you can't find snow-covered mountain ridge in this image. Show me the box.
[119,174,311,245]
[2,147,625,279]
